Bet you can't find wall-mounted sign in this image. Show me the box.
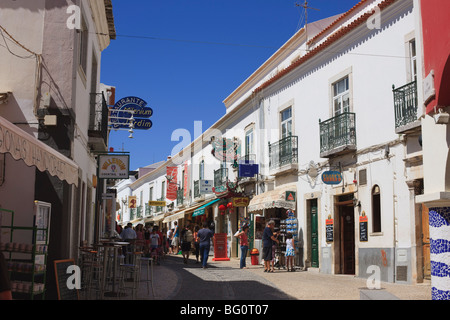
[200,180,213,194]
[285,191,296,202]
[148,201,166,207]
[128,196,137,209]
[326,218,334,243]
[232,197,250,207]
[110,96,153,130]
[359,213,368,242]
[98,154,130,179]
[239,163,259,178]
[322,171,343,185]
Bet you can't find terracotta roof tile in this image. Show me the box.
[254,0,396,94]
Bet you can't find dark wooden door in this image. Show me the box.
[340,205,355,274]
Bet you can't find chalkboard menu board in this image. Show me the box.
[325,219,334,243]
[54,259,79,300]
[359,216,368,242]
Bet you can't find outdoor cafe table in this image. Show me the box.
[97,240,130,298]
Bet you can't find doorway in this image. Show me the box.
[309,199,319,268]
[421,204,431,280]
[336,194,355,275]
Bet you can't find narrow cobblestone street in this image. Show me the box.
[107,254,431,301]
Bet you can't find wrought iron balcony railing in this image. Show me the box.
[268,136,298,170]
[88,92,109,150]
[145,203,153,216]
[156,197,164,213]
[214,168,228,187]
[392,81,418,132]
[194,180,200,198]
[319,112,356,157]
[177,189,184,206]
[136,205,143,218]
[129,208,136,221]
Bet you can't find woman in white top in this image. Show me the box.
[285,233,295,272]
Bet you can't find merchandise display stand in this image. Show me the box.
[0,202,51,300]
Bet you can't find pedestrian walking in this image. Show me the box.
[285,233,296,272]
[120,222,137,259]
[271,228,280,272]
[181,225,194,264]
[167,228,174,254]
[234,224,249,269]
[172,221,180,255]
[193,225,200,264]
[262,220,279,273]
[197,221,214,269]
[150,227,160,265]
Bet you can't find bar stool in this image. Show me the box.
[139,255,155,297]
[82,249,104,300]
[118,251,142,299]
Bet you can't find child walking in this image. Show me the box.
[285,233,295,272]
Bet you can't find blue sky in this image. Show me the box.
[100,0,361,170]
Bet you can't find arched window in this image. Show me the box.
[372,185,381,233]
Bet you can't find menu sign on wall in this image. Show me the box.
[326,218,334,243]
[359,214,368,242]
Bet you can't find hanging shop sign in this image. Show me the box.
[285,191,296,202]
[128,196,137,209]
[321,171,342,185]
[98,154,130,179]
[166,167,178,201]
[232,197,250,207]
[110,96,153,130]
[148,200,166,207]
[211,138,241,163]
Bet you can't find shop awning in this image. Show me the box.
[163,210,186,224]
[248,184,297,213]
[144,213,165,223]
[192,198,221,217]
[0,116,79,186]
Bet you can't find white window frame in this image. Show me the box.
[280,106,293,139]
[333,77,350,116]
[329,67,353,117]
[245,127,254,156]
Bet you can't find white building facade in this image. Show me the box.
[118,0,429,285]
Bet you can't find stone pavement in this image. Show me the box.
[101,254,432,300]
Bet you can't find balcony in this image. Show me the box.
[156,197,164,213]
[320,112,356,158]
[88,92,109,152]
[177,189,184,206]
[145,203,153,216]
[136,206,143,219]
[193,180,202,200]
[392,81,420,134]
[268,136,298,176]
[214,168,228,187]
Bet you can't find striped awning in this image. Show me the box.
[248,185,297,213]
[0,115,79,186]
[192,198,221,217]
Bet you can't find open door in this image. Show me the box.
[422,204,431,280]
